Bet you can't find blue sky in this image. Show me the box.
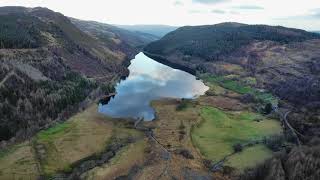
[1,0,320,30]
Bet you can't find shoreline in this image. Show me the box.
[143,51,197,75]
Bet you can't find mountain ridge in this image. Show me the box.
[70,18,158,52]
[115,24,178,38]
[145,23,320,61]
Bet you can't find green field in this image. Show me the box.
[225,145,274,171]
[201,74,278,105]
[191,106,282,169]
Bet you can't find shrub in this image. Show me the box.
[264,135,285,152]
[264,103,273,114]
[233,143,243,153]
[176,99,191,111]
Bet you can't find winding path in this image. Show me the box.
[281,111,301,146]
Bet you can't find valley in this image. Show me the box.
[0,5,319,180]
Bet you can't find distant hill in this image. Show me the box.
[313,31,320,34]
[145,22,320,61]
[71,19,159,49]
[0,6,138,140]
[116,24,178,38]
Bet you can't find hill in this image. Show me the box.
[115,24,178,38]
[0,6,141,141]
[144,23,320,109]
[145,22,320,61]
[70,18,158,50]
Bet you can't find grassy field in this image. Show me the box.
[140,99,211,179]
[83,139,146,180]
[0,104,144,179]
[35,105,115,176]
[201,74,278,105]
[191,106,282,169]
[0,142,40,180]
[225,145,274,171]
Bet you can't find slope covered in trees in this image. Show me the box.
[0,6,143,141]
[145,23,320,61]
[0,14,44,49]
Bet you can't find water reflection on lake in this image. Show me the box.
[98,52,209,121]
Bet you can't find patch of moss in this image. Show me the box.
[37,122,72,142]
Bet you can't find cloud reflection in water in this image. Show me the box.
[99,52,209,121]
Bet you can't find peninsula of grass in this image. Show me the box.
[191,106,282,169]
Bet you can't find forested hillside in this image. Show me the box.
[145,23,320,61]
[0,6,143,142]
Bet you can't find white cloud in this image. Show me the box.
[0,0,319,30]
[192,0,230,4]
[232,5,264,10]
[211,9,226,14]
[174,1,184,6]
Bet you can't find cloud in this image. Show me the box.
[173,1,183,6]
[232,5,264,10]
[229,10,240,15]
[274,9,320,21]
[188,9,205,14]
[192,0,230,5]
[310,9,320,18]
[211,9,226,14]
[312,13,320,18]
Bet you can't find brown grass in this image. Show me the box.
[198,96,246,111]
[136,99,211,179]
[35,104,114,176]
[0,142,40,180]
[83,139,147,180]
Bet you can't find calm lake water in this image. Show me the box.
[98,52,209,121]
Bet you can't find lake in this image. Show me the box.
[98,52,209,121]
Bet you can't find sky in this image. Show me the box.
[1,0,320,30]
